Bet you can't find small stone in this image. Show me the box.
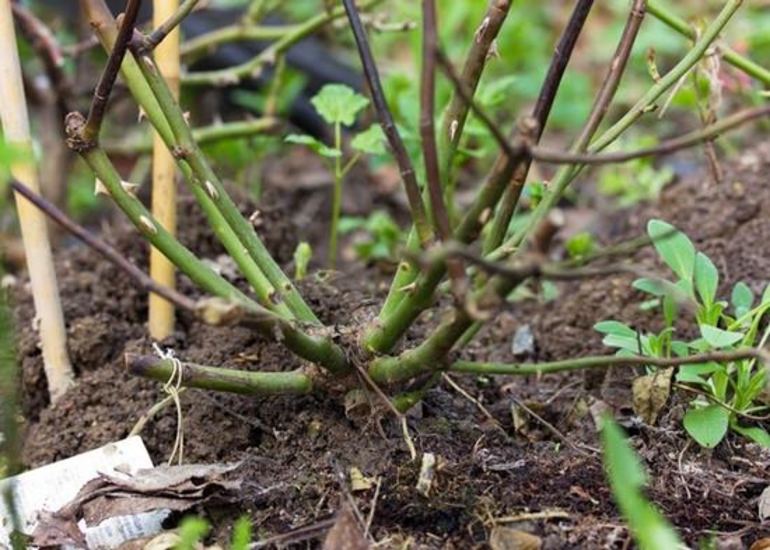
[759,486,770,520]
[416,452,437,497]
[511,325,535,357]
[489,526,542,550]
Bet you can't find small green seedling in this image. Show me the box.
[175,516,210,550]
[293,241,312,280]
[230,516,252,550]
[339,210,404,263]
[597,136,674,206]
[172,515,252,550]
[596,219,770,448]
[601,417,682,550]
[286,84,386,268]
[565,231,595,260]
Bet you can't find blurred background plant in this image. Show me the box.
[3,0,766,268]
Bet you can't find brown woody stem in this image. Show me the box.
[80,0,142,147]
[342,0,433,247]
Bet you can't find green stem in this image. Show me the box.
[377,228,419,319]
[364,127,534,354]
[182,0,381,86]
[438,0,513,219]
[82,146,250,303]
[329,122,342,268]
[181,25,298,60]
[647,0,770,86]
[378,1,513,321]
[369,268,533,384]
[125,353,313,395]
[341,152,361,178]
[450,348,764,376]
[79,145,349,374]
[84,1,303,320]
[132,49,320,323]
[104,117,281,155]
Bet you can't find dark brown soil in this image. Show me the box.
[12,144,770,548]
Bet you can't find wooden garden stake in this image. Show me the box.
[0,0,73,401]
[149,0,180,340]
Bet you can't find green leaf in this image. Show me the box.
[647,219,695,290]
[310,84,369,126]
[601,418,683,550]
[699,324,744,348]
[632,278,686,301]
[565,232,595,259]
[176,516,211,550]
[351,124,386,155]
[675,361,722,384]
[601,417,646,489]
[670,340,690,357]
[683,405,729,448]
[594,320,636,338]
[338,216,366,233]
[731,424,770,448]
[231,516,252,550]
[285,134,341,158]
[731,282,754,317]
[694,252,718,306]
[761,283,770,306]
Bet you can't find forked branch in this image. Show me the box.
[79,0,142,147]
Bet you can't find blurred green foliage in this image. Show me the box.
[10,1,770,225]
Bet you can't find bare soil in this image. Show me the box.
[12,144,770,548]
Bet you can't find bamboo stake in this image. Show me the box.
[0,0,73,402]
[149,0,180,340]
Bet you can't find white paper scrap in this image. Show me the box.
[0,436,168,549]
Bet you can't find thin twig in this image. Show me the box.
[674,383,770,421]
[442,373,504,434]
[248,518,336,549]
[413,242,645,283]
[354,363,404,419]
[574,0,646,151]
[342,0,433,247]
[510,395,597,456]
[530,106,770,165]
[533,0,595,138]
[484,0,595,253]
[436,62,767,169]
[9,178,198,312]
[140,0,201,52]
[420,0,451,243]
[421,0,466,301]
[451,348,770,376]
[436,48,520,162]
[81,0,143,146]
[364,477,382,538]
[440,0,512,162]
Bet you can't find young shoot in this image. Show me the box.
[285,83,385,267]
[596,219,770,448]
[293,241,312,280]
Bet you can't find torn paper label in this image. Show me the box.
[0,436,168,549]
